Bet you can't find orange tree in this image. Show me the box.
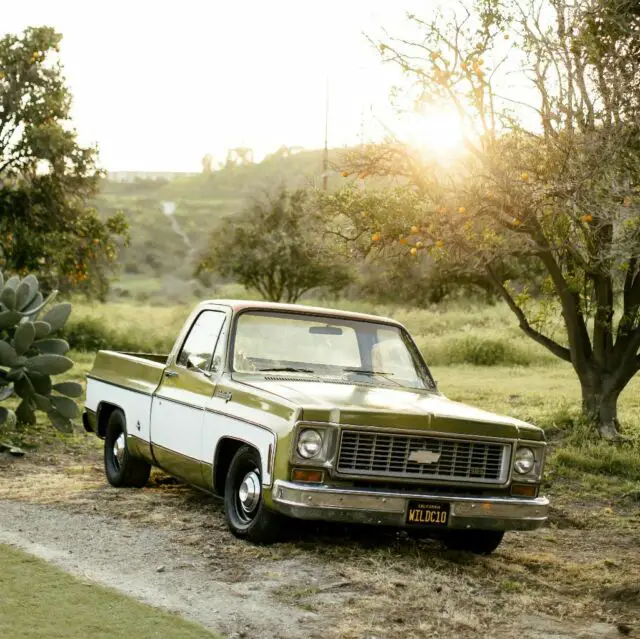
[0,27,128,299]
[321,0,640,439]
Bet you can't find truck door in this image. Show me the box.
[149,309,227,487]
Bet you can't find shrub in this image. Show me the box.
[421,334,547,367]
[61,316,173,353]
[0,272,80,435]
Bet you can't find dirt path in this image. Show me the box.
[0,500,330,639]
[1,448,639,638]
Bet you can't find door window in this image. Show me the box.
[177,311,226,371]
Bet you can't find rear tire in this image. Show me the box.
[443,530,504,555]
[224,445,284,544]
[104,409,151,488]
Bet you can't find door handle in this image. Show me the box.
[164,370,178,378]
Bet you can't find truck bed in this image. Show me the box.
[87,350,168,395]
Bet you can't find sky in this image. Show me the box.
[4,0,430,172]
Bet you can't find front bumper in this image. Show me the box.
[271,480,549,531]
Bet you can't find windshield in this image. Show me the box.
[232,311,434,391]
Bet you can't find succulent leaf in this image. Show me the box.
[28,372,52,395]
[0,286,16,311]
[51,395,78,419]
[23,292,44,315]
[41,303,71,332]
[48,411,73,433]
[14,322,36,356]
[0,310,22,330]
[15,399,36,425]
[33,394,51,412]
[4,275,19,291]
[14,376,34,399]
[52,381,83,398]
[0,386,13,401]
[34,320,52,338]
[34,338,69,355]
[27,354,74,375]
[15,279,36,311]
[0,341,19,367]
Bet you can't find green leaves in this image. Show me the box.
[0,311,22,330]
[0,270,79,441]
[15,399,36,425]
[0,342,18,367]
[14,322,35,355]
[52,382,82,398]
[15,277,37,311]
[41,303,71,332]
[27,354,73,375]
[34,320,52,338]
[34,338,69,355]
[30,372,51,395]
[51,395,78,419]
[0,286,16,311]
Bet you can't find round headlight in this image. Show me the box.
[514,447,535,474]
[297,429,323,459]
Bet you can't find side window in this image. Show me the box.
[177,311,226,371]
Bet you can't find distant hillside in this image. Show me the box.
[95,148,350,295]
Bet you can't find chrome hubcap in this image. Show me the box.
[238,470,260,513]
[113,433,126,467]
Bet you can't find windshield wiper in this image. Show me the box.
[341,368,402,386]
[259,367,316,374]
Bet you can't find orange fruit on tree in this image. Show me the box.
[410,225,419,233]
[372,233,381,242]
[410,247,418,256]
[582,214,593,223]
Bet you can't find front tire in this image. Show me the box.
[443,529,504,555]
[224,445,284,544]
[104,409,151,488]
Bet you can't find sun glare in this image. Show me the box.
[408,110,466,156]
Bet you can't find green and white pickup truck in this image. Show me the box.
[83,300,549,553]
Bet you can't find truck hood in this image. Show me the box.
[233,376,544,441]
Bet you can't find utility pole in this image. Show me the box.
[322,77,329,190]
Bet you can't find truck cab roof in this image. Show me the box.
[200,299,401,327]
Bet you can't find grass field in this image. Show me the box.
[6,294,640,497]
[0,544,217,639]
[37,296,634,497]
[2,297,640,639]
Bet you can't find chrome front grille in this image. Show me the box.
[337,430,510,484]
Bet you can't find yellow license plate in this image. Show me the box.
[405,500,450,527]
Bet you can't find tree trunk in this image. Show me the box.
[580,377,621,440]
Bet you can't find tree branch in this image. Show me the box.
[486,266,571,363]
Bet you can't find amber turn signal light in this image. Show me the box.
[510,484,538,498]
[291,469,324,483]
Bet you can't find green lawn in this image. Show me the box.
[0,544,217,639]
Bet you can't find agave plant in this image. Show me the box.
[0,271,80,435]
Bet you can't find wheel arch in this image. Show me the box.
[97,401,123,438]
[213,436,274,496]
